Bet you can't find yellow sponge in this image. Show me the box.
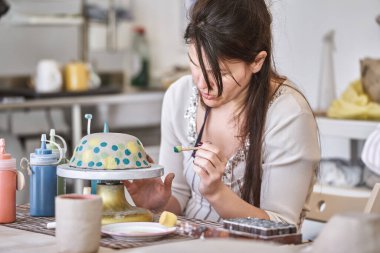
[159,211,177,228]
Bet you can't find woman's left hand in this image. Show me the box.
[193,142,228,199]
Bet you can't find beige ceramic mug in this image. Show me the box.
[64,62,89,92]
[56,194,102,253]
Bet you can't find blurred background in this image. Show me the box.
[0,0,380,215]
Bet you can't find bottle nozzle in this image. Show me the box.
[103,121,109,133]
[85,114,93,135]
[41,134,47,150]
[49,129,56,143]
[0,138,5,155]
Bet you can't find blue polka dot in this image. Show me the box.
[94,147,100,153]
[112,145,118,151]
[136,161,142,167]
[100,142,107,147]
[123,158,130,165]
[138,152,142,158]
[79,146,83,151]
[88,161,94,167]
[82,140,87,145]
[76,147,79,152]
[143,160,148,166]
[77,161,83,167]
[115,158,120,165]
[124,149,131,156]
[96,162,103,167]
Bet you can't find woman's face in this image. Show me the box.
[188,44,255,108]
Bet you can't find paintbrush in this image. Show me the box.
[173,145,200,153]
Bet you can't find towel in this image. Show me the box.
[327,80,380,120]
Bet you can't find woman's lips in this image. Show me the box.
[201,92,216,100]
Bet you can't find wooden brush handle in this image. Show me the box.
[181,146,200,151]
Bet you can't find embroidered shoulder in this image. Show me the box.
[184,84,199,145]
[268,85,287,108]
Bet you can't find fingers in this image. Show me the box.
[123,180,138,194]
[193,143,227,175]
[193,164,209,179]
[146,154,155,163]
[198,142,227,164]
[163,173,175,190]
[123,180,131,187]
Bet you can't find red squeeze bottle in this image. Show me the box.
[0,138,17,223]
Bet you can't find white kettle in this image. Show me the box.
[35,60,63,93]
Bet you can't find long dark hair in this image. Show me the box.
[185,0,284,207]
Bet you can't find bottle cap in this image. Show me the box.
[0,138,16,170]
[35,134,52,155]
[30,134,60,166]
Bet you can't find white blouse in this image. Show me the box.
[158,75,321,229]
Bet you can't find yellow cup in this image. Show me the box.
[64,62,89,92]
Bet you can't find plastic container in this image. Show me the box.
[0,139,25,223]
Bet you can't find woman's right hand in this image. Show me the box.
[123,155,175,210]
[123,173,175,211]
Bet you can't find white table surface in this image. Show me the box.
[0,225,306,253]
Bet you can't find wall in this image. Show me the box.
[271,0,380,107]
[270,0,380,159]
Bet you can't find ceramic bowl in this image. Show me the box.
[69,133,150,170]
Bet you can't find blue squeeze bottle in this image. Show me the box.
[29,134,62,216]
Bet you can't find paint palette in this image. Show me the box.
[222,217,297,237]
[69,133,151,170]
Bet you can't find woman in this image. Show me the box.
[124,0,320,229]
[0,0,9,19]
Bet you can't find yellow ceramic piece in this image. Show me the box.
[82,150,93,163]
[89,138,100,147]
[327,80,380,120]
[103,156,117,169]
[97,183,153,225]
[159,211,178,227]
[127,141,139,154]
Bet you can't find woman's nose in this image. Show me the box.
[196,74,209,90]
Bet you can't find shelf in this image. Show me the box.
[316,117,379,140]
[2,15,84,26]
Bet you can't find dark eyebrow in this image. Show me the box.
[187,53,198,67]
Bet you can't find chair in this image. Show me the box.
[364,183,380,213]
[302,183,379,241]
[306,184,371,222]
